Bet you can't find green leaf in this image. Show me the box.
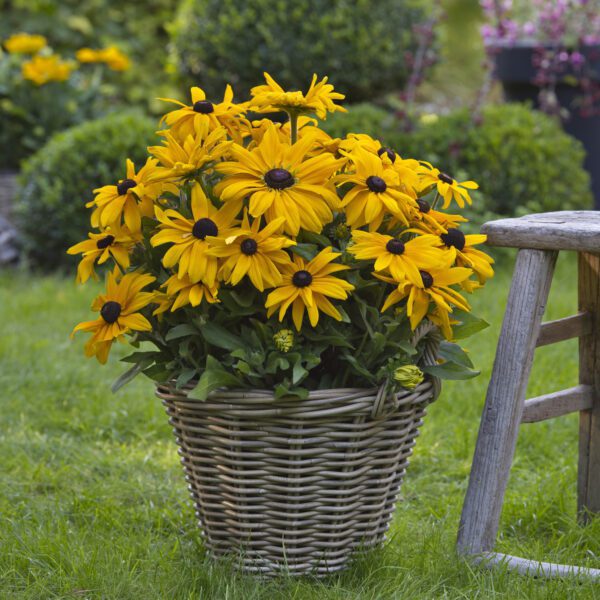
[274,383,309,400]
[189,355,243,401]
[452,311,489,340]
[165,324,198,341]
[292,361,308,385]
[176,368,197,389]
[438,341,474,369]
[290,243,318,261]
[422,362,480,380]
[200,321,243,351]
[111,364,142,393]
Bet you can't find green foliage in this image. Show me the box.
[170,0,430,102]
[396,104,593,219]
[14,111,156,269]
[321,103,395,140]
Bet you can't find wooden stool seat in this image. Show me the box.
[457,211,600,580]
[482,210,600,252]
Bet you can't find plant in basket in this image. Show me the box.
[70,73,494,576]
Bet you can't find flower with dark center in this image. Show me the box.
[385,239,405,255]
[366,175,387,193]
[417,199,431,213]
[240,238,258,255]
[100,300,122,324]
[377,147,396,163]
[117,178,137,196]
[264,168,295,190]
[193,100,214,114]
[292,270,313,288]
[440,228,466,251]
[437,172,454,185]
[96,234,115,249]
[420,270,434,289]
[192,217,218,240]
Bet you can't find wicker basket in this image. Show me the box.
[156,324,441,576]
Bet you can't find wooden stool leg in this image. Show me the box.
[457,249,558,555]
[578,252,600,522]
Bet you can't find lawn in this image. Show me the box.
[1,251,599,599]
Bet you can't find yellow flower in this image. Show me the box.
[418,161,479,209]
[87,158,169,234]
[67,226,138,284]
[265,248,354,331]
[150,183,240,285]
[335,146,417,231]
[22,54,75,85]
[75,48,104,63]
[4,33,47,54]
[209,211,295,291]
[215,124,344,235]
[436,228,495,284]
[249,72,346,119]
[161,273,219,311]
[71,270,155,364]
[76,46,129,70]
[148,122,231,182]
[393,365,424,389]
[348,230,445,284]
[410,197,468,234]
[159,85,246,142]
[379,266,472,331]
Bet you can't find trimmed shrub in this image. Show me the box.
[15,111,156,269]
[170,0,430,102]
[321,103,395,141]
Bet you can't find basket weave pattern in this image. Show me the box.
[156,327,440,576]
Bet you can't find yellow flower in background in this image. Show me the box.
[249,72,346,119]
[88,158,169,233]
[161,273,219,311]
[418,162,479,209]
[22,54,74,85]
[436,228,495,284]
[151,183,240,285]
[159,85,247,142]
[265,248,354,331]
[75,48,103,63]
[67,226,138,284]
[4,33,47,54]
[348,230,445,284]
[76,46,130,70]
[215,124,343,235]
[71,270,155,363]
[209,212,295,291]
[335,146,417,231]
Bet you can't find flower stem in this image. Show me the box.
[289,112,298,144]
[431,191,441,210]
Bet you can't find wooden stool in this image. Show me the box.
[457,211,600,579]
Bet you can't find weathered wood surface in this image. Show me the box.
[473,552,600,580]
[521,385,593,423]
[578,252,600,522]
[482,211,600,252]
[536,312,592,347]
[457,249,558,555]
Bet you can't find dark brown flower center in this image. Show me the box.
[192,218,218,240]
[417,199,431,213]
[117,179,137,196]
[366,175,387,193]
[385,239,405,255]
[377,147,396,163]
[100,300,121,324]
[420,270,434,289]
[193,100,214,114]
[264,168,295,190]
[438,172,454,185]
[292,270,312,288]
[240,238,258,255]
[96,235,115,249]
[440,228,466,251]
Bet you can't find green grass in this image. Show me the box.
[1,252,599,599]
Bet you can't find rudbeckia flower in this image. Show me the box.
[161,273,219,311]
[71,270,155,363]
[150,183,239,285]
[409,197,468,234]
[22,54,75,85]
[418,162,479,209]
[215,124,344,235]
[4,33,47,54]
[265,247,354,331]
[209,212,295,291]
[436,228,495,284]
[379,265,472,331]
[67,226,138,284]
[335,146,417,231]
[348,230,445,284]
[249,73,346,119]
[88,157,169,234]
[159,85,247,142]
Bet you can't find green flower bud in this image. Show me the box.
[273,329,294,353]
[393,365,424,390]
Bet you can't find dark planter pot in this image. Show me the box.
[494,42,600,208]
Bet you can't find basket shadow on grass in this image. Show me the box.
[0,251,599,598]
